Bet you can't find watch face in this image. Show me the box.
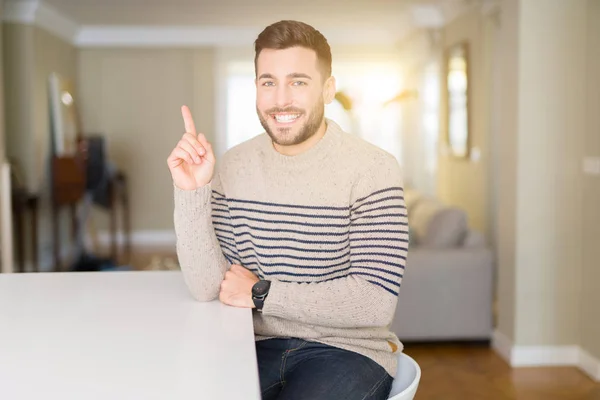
[253,280,270,296]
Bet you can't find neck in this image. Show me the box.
[273,119,328,156]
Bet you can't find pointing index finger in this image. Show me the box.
[181,105,197,134]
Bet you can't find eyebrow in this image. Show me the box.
[258,73,313,80]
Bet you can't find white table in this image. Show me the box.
[0,271,261,400]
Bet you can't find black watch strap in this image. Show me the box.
[252,280,271,312]
[253,296,266,311]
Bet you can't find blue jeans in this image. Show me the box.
[255,338,393,400]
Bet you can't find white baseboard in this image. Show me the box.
[491,330,512,364]
[492,329,600,382]
[89,230,176,249]
[579,348,600,382]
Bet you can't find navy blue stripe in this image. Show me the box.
[366,280,399,296]
[278,274,347,284]
[351,213,407,221]
[353,272,400,287]
[215,234,235,246]
[351,266,403,278]
[235,225,348,236]
[213,221,232,228]
[351,195,405,213]
[226,197,349,211]
[237,242,349,254]
[352,221,408,228]
[239,247,351,262]
[352,237,409,244]
[236,235,348,246]
[349,229,407,235]
[354,187,403,205]
[351,252,408,260]
[212,190,225,198]
[351,244,408,252]
[353,204,406,216]
[276,273,400,296]
[214,227,234,237]
[219,241,237,255]
[229,207,349,220]
[243,257,349,270]
[352,259,405,270]
[221,246,238,261]
[223,253,233,264]
[237,241,350,254]
[230,215,350,228]
[246,264,351,278]
[212,206,229,213]
[211,198,227,205]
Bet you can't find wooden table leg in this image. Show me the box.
[110,182,117,262]
[13,198,24,273]
[30,198,39,273]
[52,204,60,271]
[122,177,131,263]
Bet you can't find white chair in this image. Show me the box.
[387,353,421,400]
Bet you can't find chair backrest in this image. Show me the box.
[387,353,421,400]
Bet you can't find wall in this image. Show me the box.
[493,0,519,345]
[437,8,490,236]
[513,0,586,347]
[0,4,5,161]
[3,23,78,270]
[3,23,35,189]
[580,0,600,362]
[77,48,215,234]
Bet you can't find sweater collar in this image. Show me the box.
[261,118,343,169]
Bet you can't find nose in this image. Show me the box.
[275,84,293,109]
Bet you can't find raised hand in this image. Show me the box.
[167,105,216,190]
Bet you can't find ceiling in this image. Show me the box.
[41,0,464,31]
[4,0,470,46]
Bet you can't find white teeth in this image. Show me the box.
[274,114,300,123]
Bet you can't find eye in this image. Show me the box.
[292,81,307,86]
[262,81,275,87]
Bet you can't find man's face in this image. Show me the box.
[255,47,334,146]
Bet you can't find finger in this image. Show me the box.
[181,105,197,134]
[171,147,195,166]
[199,140,216,165]
[195,133,215,163]
[196,132,210,149]
[183,133,206,157]
[178,139,202,164]
[167,150,184,169]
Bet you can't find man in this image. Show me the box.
[168,20,408,400]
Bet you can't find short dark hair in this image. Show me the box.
[254,20,332,79]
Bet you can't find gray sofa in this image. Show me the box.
[390,189,494,341]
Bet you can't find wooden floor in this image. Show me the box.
[119,249,600,399]
[405,342,600,400]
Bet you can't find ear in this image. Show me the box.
[322,76,337,105]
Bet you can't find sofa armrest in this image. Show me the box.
[391,247,495,340]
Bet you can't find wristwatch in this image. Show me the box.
[251,280,271,312]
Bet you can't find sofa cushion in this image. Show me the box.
[409,197,468,248]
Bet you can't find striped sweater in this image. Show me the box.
[173,119,409,377]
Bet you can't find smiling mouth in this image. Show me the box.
[271,113,302,124]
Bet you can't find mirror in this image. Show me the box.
[445,42,470,158]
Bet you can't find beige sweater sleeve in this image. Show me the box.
[173,175,230,302]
